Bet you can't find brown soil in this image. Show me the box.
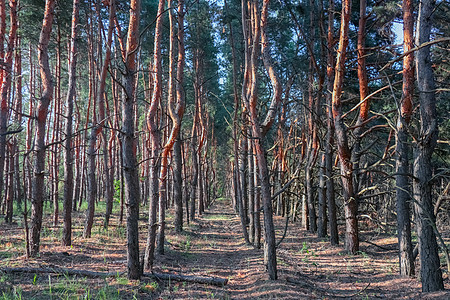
[1,198,449,299]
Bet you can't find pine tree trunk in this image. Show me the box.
[0,0,17,218]
[395,0,414,277]
[413,0,444,291]
[144,0,164,271]
[122,0,142,280]
[325,0,338,245]
[317,153,327,237]
[173,137,183,233]
[30,0,56,258]
[62,0,80,246]
[331,0,358,254]
[173,0,186,233]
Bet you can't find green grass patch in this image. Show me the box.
[202,214,231,221]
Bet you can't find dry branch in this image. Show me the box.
[145,272,228,286]
[0,267,228,286]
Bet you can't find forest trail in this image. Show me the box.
[1,198,449,299]
[154,198,450,299]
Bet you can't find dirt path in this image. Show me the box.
[154,198,450,299]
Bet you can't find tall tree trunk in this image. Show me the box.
[238,136,250,244]
[157,0,185,253]
[0,0,6,208]
[331,0,358,254]
[0,0,17,217]
[242,0,282,280]
[413,0,444,291]
[14,36,23,211]
[144,0,164,271]
[395,0,414,277]
[248,137,255,244]
[122,0,142,280]
[173,0,185,233]
[351,0,369,195]
[326,0,338,246]
[62,0,80,246]
[29,0,56,258]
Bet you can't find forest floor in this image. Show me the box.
[1,198,450,299]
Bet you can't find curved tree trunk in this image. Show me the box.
[331,0,358,254]
[144,0,164,271]
[30,0,56,258]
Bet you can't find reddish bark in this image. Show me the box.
[0,0,17,218]
[326,0,338,246]
[173,0,186,233]
[395,0,415,277]
[29,0,56,258]
[144,0,164,271]
[122,0,142,280]
[157,0,185,254]
[331,0,359,254]
[62,0,80,247]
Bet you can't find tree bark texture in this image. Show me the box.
[0,0,17,220]
[173,0,186,234]
[331,0,359,254]
[122,0,142,280]
[144,0,164,271]
[30,0,56,258]
[395,0,415,277]
[62,0,80,246]
[326,0,338,245]
[413,0,444,291]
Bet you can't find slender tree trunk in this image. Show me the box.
[248,138,255,244]
[413,0,444,291]
[317,153,327,237]
[253,147,261,249]
[331,0,358,254]
[157,0,185,253]
[0,0,17,217]
[351,0,369,195]
[238,136,250,244]
[122,0,142,280]
[144,0,164,271]
[29,0,56,258]
[13,36,23,211]
[62,0,80,246]
[189,130,198,221]
[5,143,14,223]
[326,0,338,246]
[173,137,183,232]
[173,0,185,233]
[395,0,414,277]
[0,0,6,209]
